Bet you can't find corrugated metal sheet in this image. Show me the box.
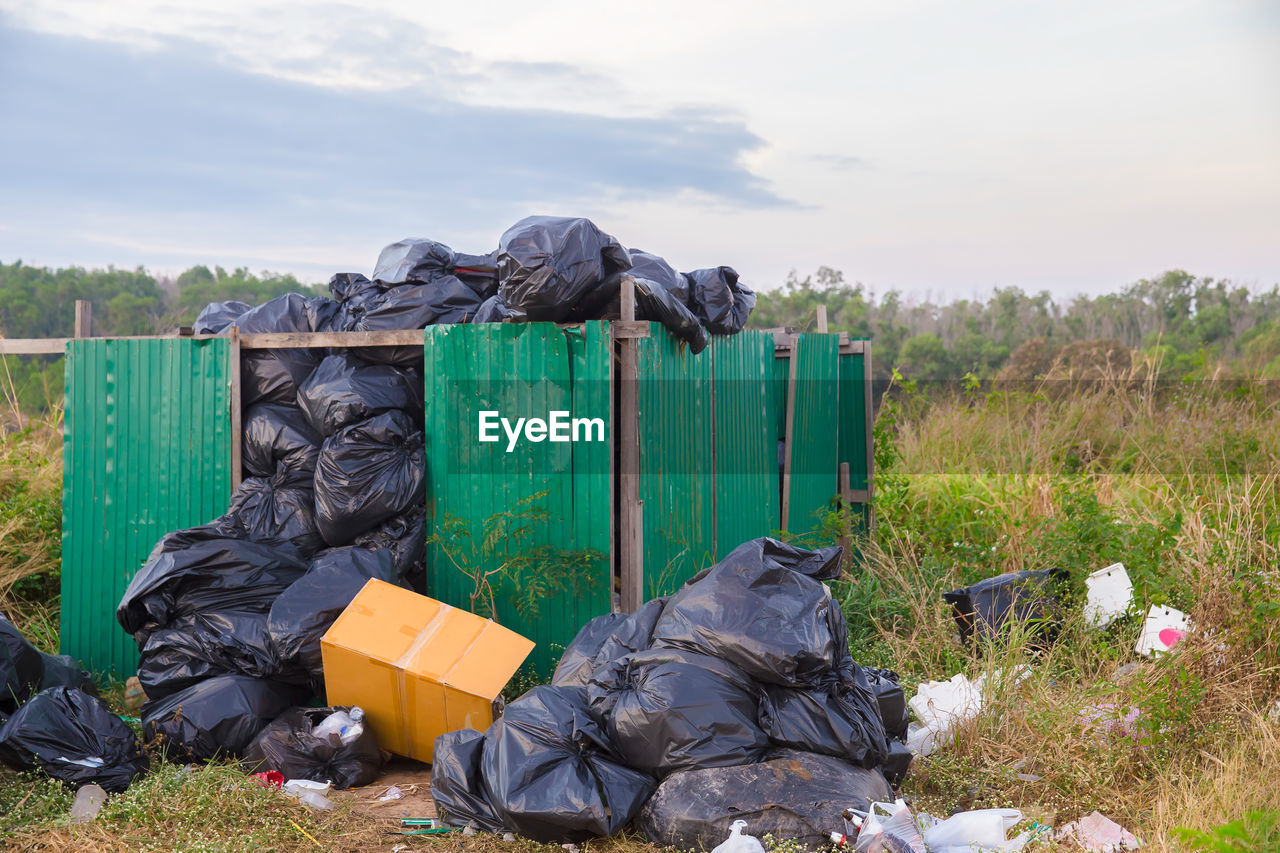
[785,333,840,538]
[61,338,231,677]
[838,349,872,536]
[713,331,778,560]
[636,323,716,594]
[421,323,611,678]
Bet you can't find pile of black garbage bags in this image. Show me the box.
[431,538,912,850]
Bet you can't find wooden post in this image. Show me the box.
[74,301,92,338]
[815,304,828,334]
[781,335,799,531]
[228,326,243,496]
[617,275,645,612]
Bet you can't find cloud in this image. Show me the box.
[810,154,874,171]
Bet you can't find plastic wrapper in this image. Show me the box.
[497,216,631,322]
[942,568,1068,645]
[473,294,515,323]
[552,597,666,688]
[352,505,427,591]
[242,706,386,788]
[137,610,276,699]
[233,293,324,405]
[242,403,321,478]
[223,471,324,557]
[373,238,455,285]
[314,411,426,546]
[587,649,768,777]
[193,300,251,334]
[639,748,893,852]
[0,616,43,714]
[142,675,309,763]
[432,727,505,832]
[297,354,424,437]
[0,687,148,792]
[267,547,395,685]
[756,670,889,769]
[480,685,655,842]
[685,266,756,335]
[117,537,307,643]
[866,668,909,741]
[651,538,846,687]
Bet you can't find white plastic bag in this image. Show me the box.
[710,820,766,853]
[922,808,1027,852]
[312,706,365,745]
[905,674,984,757]
[854,800,925,853]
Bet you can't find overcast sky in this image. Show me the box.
[1,0,1277,297]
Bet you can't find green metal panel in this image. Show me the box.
[422,323,612,678]
[713,331,779,560]
[637,323,715,595]
[786,333,840,539]
[61,338,231,678]
[838,348,873,539]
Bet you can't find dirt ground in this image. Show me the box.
[339,757,439,827]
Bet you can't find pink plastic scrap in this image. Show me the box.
[1057,811,1141,852]
[1076,704,1145,742]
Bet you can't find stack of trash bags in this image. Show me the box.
[430,538,912,849]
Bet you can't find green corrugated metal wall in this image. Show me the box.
[838,350,872,535]
[61,338,231,677]
[785,333,841,539]
[421,323,612,678]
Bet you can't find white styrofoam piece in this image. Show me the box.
[1134,604,1190,657]
[1084,562,1134,629]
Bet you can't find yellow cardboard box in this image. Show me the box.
[320,579,534,763]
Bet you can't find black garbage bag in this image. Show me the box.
[452,250,500,299]
[573,274,709,353]
[39,653,92,693]
[497,216,632,322]
[242,403,321,478]
[473,295,515,323]
[432,727,506,832]
[587,649,768,777]
[480,685,655,842]
[329,272,382,303]
[137,610,276,700]
[194,300,251,334]
[942,568,1069,645]
[296,354,424,437]
[243,706,385,788]
[0,687,148,792]
[143,675,309,763]
[348,279,483,366]
[373,238,456,285]
[234,294,324,406]
[684,266,756,335]
[651,538,846,687]
[314,411,426,546]
[268,547,395,686]
[882,739,913,787]
[223,471,324,557]
[640,749,892,852]
[756,669,889,768]
[552,597,666,688]
[352,505,427,591]
[1,616,45,713]
[631,249,689,302]
[117,538,307,643]
[865,668,908,741]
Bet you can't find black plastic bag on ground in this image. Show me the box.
[0,687,148,792]
[233,294,324,406]
[756,670,889,769]
[432,727,505,833]
[0,616,43,713]
[497,216,631,322]
[118,538,307,642]
[242,403,321,478]
[314,411,426,546]
[39,653,92,693]
[137,610,276,699]
[882,739,913,787]
[587,649,768,777]
[373,238,455,285]
[865,668,908,741]
[942,568,1069,645]
[473,295,515,323]
[651,538,845,687]
[242,706,386,788]
[684,266,756,335]
[351,505,427,591]
[143,675,309,763]
[223,471,324,556]
[296,354,424,437]
[639,748,892,853]
[480,685,655,843]
[552,597,666,688]
[268,547,395,686]
[194,300,251,334]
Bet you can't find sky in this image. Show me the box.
[1,0,1277,297]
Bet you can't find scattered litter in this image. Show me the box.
[379,785,404,802]
[70,783,107,823]
[943,569,1068,646]
[853,799,925,853]
[710,820,766,853]
[1077,704,1145,742]
[1111,662,1142,681]
[123,677,147,712]
[283,778,335,810]
[289,817,324,847]
[906,673,984,756]
[1135,605,1190,656]
[1084,563,1134,629]
[252,770,284,788]
[562,845,581,853]
[919,808,1028,852]
[502,832,516,842]
[243,706,385,789]
[1056,811,1141,851]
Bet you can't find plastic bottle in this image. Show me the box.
[313,707,365,745]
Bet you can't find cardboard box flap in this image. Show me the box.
[440,624,536,699]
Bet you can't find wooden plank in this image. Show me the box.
[610,320,651,339]
[838,339,867,355]
[864,340,876,537]
[238,330,426,349]
[228,327,243,495]
[838,461,852,562]
[74,301,92,338]
[617,275,644,612]
[815,304,828,334]
[0,338,72,354]
[781,337,800,530]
